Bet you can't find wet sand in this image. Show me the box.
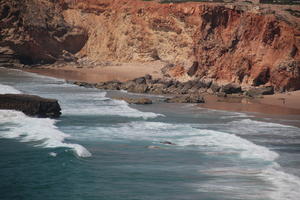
[23,63,300,116]
[201,94,300,116]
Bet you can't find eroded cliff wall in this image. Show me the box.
[60,0,300,91]
[0,0,87,65]
[1,0,299,91]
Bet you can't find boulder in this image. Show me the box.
[220,83,242,94]
[164,95,205,103]
[144,74,152,80]
[103,80,122,90]
[160,141,176,145]
[113,97,152,105]
[216,92,227,98]
[121,80,136,90]
[133,77,146,84]
[0,94,61,118]
[95,82,106,89]
[73,81,95,88]
[148,83,166,94]
[163,80,175,88]
[181,81,194,91]
[245,86,274,97]
[127,84,149,93]
[198,78,213,88]
[210,83,221,93]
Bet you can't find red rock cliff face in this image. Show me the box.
[0,0,88,64]
[59,0,300,91]
[194,6,300,91]
[1,0,299,91]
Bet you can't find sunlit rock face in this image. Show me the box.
[1,0,299,91]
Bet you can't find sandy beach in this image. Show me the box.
[24,63,300,116]
[201,93,300,116]
[25,61,164,83]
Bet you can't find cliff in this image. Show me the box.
[1,0,300,91]
[0,0,87,65]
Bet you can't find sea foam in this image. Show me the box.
[197,163,300,200]
[63,92,162,119]
[261,163,300,200]
[0,110,91,157]
[174,129,279,162]
[89,121,278,161]
[0,83,22,94]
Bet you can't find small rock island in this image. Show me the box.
[0,94,61,118]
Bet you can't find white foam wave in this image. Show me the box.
[0,83,22,94]
[85,121,277,161]
[49,152,57,157]
[64,97,162,119]
[197,163,300,200]
[0,110,91,157]
[261,164,300,200]
[224,119,300,141]
[233,119,294,128]
[175,129,279,161]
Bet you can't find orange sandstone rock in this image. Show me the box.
[1,0,299,91]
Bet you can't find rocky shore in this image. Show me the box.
[0,94,61,118]
[68,74,274,104]
[1,0,299,114]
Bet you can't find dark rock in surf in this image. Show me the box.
[160,141,176,145]
[127,84,149,93]
[0,94,61,118]
[96,80,122,90]
[164,95,205,103]
[113,97,152,105]
[73,81,95,88]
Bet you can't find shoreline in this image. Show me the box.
[21,64,300,116]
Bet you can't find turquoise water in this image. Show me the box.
[1,68,300,200]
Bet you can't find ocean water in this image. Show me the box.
[1,67,300,200]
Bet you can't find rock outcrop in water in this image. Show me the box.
[0,94,61,118]
[113,97,153,105]
[1,0,300,92]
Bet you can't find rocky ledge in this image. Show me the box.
[0,94,61,118]
[69,74,275,103]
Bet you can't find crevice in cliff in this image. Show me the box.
[201,6,231,40]
[253,67,271,86]
[262,21,281,45]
